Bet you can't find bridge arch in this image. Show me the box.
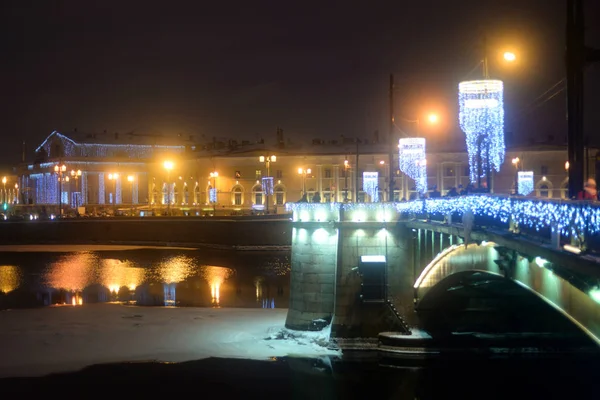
[414,242,600,345]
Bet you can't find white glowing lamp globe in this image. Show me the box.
[458,80,505,183]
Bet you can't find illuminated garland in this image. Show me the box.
[262,177,274,195]
[362,172,379,202]
[37,131,186,160]
[458,80,505,183]
[209,188,217,203]
[287,196,600,239]
[81,172,88,205]
[398,138,427,193]
[518,171,534,196]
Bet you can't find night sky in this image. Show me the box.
[1,0,599,164]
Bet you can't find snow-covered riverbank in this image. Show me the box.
[0,304,339,378]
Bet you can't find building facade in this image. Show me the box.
[19,131,599,215]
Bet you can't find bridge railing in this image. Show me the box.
[286,196,600,253]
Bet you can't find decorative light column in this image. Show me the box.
[399,138,427,195]
[459,80,505,191]
[259,155,276,213]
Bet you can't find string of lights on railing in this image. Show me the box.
[286,196,600,239]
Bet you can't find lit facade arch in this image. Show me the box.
[561,178,569,199]
[231,185,244,206]
[274,184,286,206]
[193,183,200,205]
[252,183,264,205]
[535,178,553,198]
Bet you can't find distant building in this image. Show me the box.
[18,130,599,215]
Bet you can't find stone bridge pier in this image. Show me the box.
[285,204,431,337]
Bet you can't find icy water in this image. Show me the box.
[0,246,290,309]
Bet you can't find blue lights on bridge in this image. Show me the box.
[287,195,600,240]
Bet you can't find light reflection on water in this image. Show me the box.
[0,265,20,294]
[0,251,290,310]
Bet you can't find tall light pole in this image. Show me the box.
[14,183,18,204]
[1,176,6,205]
[343,160,350,202]
[511,157,520,195]
[54,164,67,216]
[297,168,311,199]
[259,155,276,213]
[70,170,81,208]
[163,161,174,216]
[209,171,218,214]
[127,175,134,216]
[108,173,119,214]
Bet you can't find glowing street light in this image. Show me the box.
[427,113,439,124]
[503,51,517,62]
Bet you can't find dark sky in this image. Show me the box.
[1,0,599,163]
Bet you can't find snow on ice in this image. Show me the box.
[0,304,340,378]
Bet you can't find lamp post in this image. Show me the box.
[1,176,6,204]
[512,157,520,195]
[343,160,350,202]
[70,170,82,208]
[259,155,276,213]
[297,167,311,199]
[163,161,174,216]
[14,183,18,204]
[127,175,134,216]
[54,164,67,216]
[209,171,218,214]
[108,173,119,214]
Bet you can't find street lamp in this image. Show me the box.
[259,155,276,213]
[1,176,6,204]
[298,167,311,199]
[343,160,350,202]
[14,183,18,205]
[163,161,174,216]
[70,169,82,208]
[127,175,134,216]
[512,157,520,195]
[108,173,119,214]
[209,171,218,214]
[503,51,517,62]
[54,164,67,216]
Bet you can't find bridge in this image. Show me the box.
[284,196,600,347]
